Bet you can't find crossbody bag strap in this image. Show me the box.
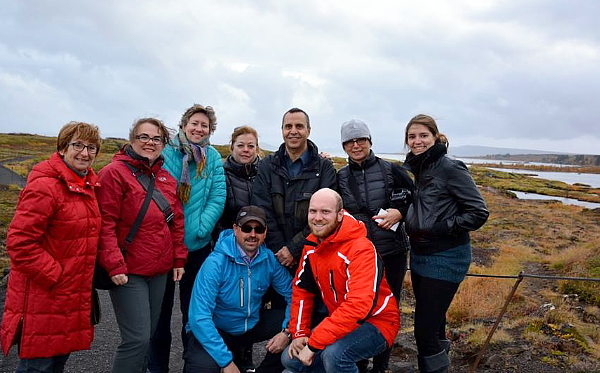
[123,162,175,225]
[125,168,155,245]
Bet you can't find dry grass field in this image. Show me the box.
[0,133,599,371]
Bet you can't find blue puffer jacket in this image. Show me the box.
[162,141,226,251]
[187,229,292,367]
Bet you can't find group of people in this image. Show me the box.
[1,105,489,373]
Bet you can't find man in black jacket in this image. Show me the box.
[252,108,337,270]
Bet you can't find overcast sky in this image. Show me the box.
[1,0,599,155]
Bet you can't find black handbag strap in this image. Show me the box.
[125,168,155,245]
[123,162,175,225]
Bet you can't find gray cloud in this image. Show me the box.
[0,0,598,154]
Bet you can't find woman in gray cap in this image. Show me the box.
[337,119,414,373]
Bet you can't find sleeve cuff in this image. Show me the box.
[307,343,322,353]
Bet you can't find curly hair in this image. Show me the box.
[179,104,217,134]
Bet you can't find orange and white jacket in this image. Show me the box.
[289,210,400,350]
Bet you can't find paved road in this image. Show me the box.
[0,286,185,373]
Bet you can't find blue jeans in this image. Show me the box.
[16,355,69,373]
[281,322,388,373]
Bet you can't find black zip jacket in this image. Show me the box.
[252,140,337,259]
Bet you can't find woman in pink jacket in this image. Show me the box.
[1,122,102,373]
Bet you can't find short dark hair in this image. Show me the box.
[282,107,310,129]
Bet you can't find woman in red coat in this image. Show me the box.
[96,118,187,373]
[1,122,102,373]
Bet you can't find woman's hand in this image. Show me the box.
[173,267,185,281]
[111,274,128,286]
[373,208,402,230]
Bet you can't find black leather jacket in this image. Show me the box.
[404,143,489,255]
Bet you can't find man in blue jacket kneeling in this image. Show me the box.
[184,205,293,373]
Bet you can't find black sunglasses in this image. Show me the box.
[240,225,266,234]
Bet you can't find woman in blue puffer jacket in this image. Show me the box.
[147,104,226,373]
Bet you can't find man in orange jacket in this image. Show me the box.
[282,188,400,373]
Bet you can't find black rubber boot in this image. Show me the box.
[439,339,451,354]
[418,350,450,373]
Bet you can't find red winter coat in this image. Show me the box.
[1,152,101,358]
[96,148,187,277]
[289,211,400,350]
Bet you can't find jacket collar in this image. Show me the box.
[347,150,377,170]
[29,152,100,192]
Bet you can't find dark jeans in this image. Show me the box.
[371,250,408,372]
[411,271,460,356]
[183,308,285,373]
[110,274,167,373]
[147,245,211,373]
[281,322,388,373]
[16,354,69,373]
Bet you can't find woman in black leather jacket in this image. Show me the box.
[403,114,489,373]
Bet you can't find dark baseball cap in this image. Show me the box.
[235,205,267,227]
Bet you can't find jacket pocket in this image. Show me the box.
[239,278,245,308]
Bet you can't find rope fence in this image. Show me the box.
[456,271,600,372]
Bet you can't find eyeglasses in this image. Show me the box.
[343,138,369,147]
[240,225,266,234]
[136,134,165,144]
[69,142,99,154]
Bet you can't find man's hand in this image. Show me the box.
[287,336,308,359]
[298,345,315,366]
[222,361,241,373]
[111,274,128,286]
[275,246,295,267]
[266,330,291,354]
[373,208,402,230]
[173,267,185,281]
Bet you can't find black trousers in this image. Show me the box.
[369,250,408,372]
[411,271,460,356]
[183,308,285,373]
[147,246,211,372]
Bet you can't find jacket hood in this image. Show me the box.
[214,228,269,264]
[28,152,100,188]
[307,209,368,247]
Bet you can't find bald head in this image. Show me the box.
[308,188,344,240]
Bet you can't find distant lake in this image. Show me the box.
[509,191,600,210]
[488,168,600,188]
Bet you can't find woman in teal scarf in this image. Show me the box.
[148,104,226,373]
